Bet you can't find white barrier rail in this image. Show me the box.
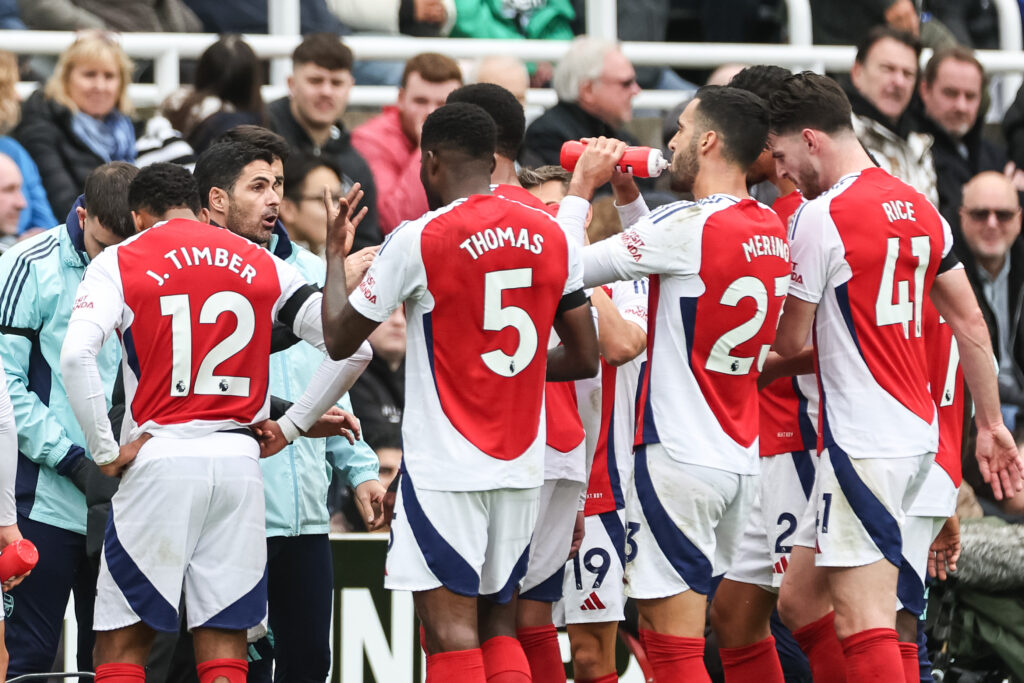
[5,31,1024,111]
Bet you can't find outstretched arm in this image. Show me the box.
[323,184,373,360]
[930,268,1023,499]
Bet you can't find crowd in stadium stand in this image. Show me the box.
[0,0,1023,681]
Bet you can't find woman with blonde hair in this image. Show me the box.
[13,32,137,218]
[0,51,57,234]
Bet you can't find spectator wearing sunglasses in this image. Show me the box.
[957,171,1024,426]
[519,37,654,197]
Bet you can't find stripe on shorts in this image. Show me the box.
[599,510,626,568]
[104,510,179,633]
[520,563,565,603]
[482,544,530,606]
[399,464,480,597]
[896,556,924,616]
[633,445,713,594]
[200,566,268,630]
[828,446,902,567]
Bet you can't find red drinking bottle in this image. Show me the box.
[0,539,38,582]
[559,140,669,178]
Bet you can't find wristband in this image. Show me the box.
[277,415,301,443]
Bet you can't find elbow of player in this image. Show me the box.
[323,331,350,361]
[58,342,83,386]
[601,338,645,367]
[772,336,801,360]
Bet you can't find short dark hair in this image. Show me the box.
[82,162,139,238]
[923,45,984,87]
[728,65,792,101]
[420,102,495,161]
[194,141,276,208]
[215,124,291,163]
[855,26,921,65]
[401,52,462,88]
[518,165,571,191]
[292,33,353,72]
[128,163,201,216]
[283,152,341,203]
[446,83,524,160]
[769,71,853,137]
[691,85,768,167]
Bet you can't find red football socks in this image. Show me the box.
[94,663,145,682]
[638,629,711,682]
[899,640,921,682]
[792,611,847,682]
[197,658,248,683]
[841,628,903,681]
[575,673,619,683]
[719,635,785,683]
[517,624,566,683]
[481,635,532,682]
[426,648,487,682]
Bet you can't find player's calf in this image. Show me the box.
[566,622,617,680]
[711,580,784,683]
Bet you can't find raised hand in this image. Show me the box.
[324,182,368,259]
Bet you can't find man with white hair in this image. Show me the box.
[521,37,642,171]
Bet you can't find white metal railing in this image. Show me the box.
[2,1,1022,112]
[7,33,1024,111]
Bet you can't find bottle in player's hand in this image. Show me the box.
[0,538,38,589]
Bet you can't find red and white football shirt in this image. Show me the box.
[68,218,314,440]
[351,194,584,492]
[493,183,588,478]
[585,279,648,516]
[787,168,953,458]
[582,195,791,474]
[759,189,817,458]
[910,303,964,516]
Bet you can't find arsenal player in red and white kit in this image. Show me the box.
[768,72,1021,682]
[59,157,367,683]
[563,86,791,682]
[893,304,966,678]
[321,103,598,683]
[711,64,816,683]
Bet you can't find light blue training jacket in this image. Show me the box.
[0,199,119,534]
[263,226,379,536]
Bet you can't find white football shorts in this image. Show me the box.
[792,447,933,569]
[520,478,587,602]
[728,450,816,590]
[557,509,629,625]
[895,513,946,617]
[94,432,267,633]
[624,444,755,600]
[385,466,540,604]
